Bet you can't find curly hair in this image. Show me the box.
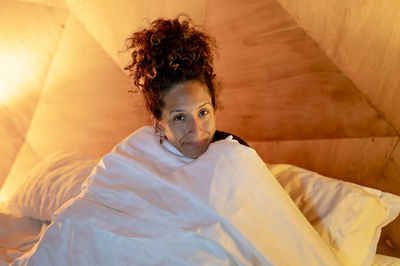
[124,16,219,120]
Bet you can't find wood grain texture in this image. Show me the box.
[17,0,67,8]
[272,0,400,256]
[249,137,397,185]
[0,1,68,187]
[204,0,396,141]
[66,0,207,72]
[275,0,400,137]
[378,222,400,258]
[0,15,148,199]
[25,15,149,159]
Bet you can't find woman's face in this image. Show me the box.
[156,80,216,159]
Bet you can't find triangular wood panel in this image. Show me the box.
[1,14,146,199]
[0,1,68,185]
[66,0,207,71]
[204,0,396,141]
[276,0,400,134]
[26,14,149,158]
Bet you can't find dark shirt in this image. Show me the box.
[212,130,249,147]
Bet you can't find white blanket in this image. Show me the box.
[13,126,339,265]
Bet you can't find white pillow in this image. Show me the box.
[0,151,98,221]
[268,163,400,266]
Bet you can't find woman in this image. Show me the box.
[124,16,248,159]
[12,17,339,266]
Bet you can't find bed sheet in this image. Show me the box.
[2,127,399,264]
[11,127,340,265]
[2,213,399,265]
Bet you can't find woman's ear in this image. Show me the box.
[151,115,166,144]
[151,115,164,136]
[151,115,157,129]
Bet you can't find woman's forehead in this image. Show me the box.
[163,81,212,110]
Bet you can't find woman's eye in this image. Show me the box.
[199,110,209,117]
[173,115,185,121]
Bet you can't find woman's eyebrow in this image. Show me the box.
[169,109,184,114]
[169,102,211,114]
[198,102,211,108]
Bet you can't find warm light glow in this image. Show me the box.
[0,53,28,103]
[0,192,7,203]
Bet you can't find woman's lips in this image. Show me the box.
[185,140,208,148]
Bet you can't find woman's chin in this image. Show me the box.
[181,144,209,159]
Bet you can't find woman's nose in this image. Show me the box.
[187,117,201,135]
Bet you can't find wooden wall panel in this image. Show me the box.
[66,0,207,72]
[17,0,67,8]
[250,137,397,186]
[378,222,400,258]
[0,139,41,201]
[270,1,400,255]
[24,15,148,159]
[275,0,400,134]
[204,0,396,142]
[0,15,147,200]
[0,1,67,187]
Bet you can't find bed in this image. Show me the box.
[0,127,399,265]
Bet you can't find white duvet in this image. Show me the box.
[13,127,339,265]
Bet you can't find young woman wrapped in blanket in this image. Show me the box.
[12,17,340,265]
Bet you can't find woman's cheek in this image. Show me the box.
[172,124,186,141]
[205,117,216,132]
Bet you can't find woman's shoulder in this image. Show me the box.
[212,130,249,147]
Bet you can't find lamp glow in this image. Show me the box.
[0,53,28,103]
[0,192,7,203]
[0,80,11,103]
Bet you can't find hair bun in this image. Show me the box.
[124,16,219,119]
